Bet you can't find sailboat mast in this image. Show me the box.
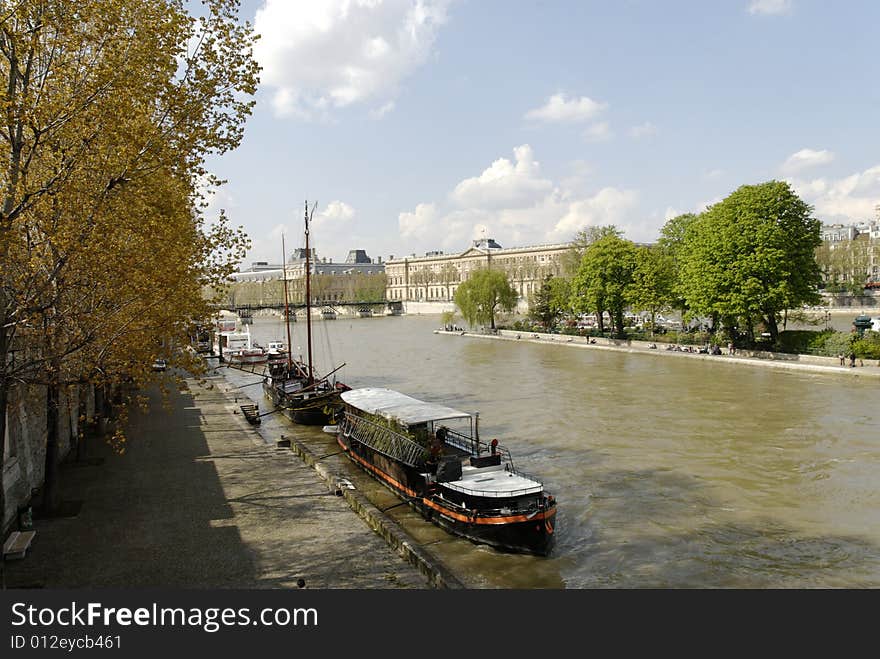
[304,200,314,383]
[281,233,293,372]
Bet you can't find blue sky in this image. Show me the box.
[205,0,880,267]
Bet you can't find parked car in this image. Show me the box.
[151,358,167,372]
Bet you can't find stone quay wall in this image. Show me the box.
[3,382,95,532]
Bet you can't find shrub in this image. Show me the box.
[852,333,880,360]
[776,330,826,354]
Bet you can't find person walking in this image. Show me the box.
[839,353,845,366]
[849,351,856,367]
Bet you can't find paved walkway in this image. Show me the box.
[3,372,436,589]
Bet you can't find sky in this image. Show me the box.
[203,0,880,268]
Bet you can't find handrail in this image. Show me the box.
[342,412,428,467]
[442,428,520,476]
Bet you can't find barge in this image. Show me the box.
[333,387,557,556]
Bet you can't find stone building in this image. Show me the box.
[819,221,880,286]
[385,238,571,304]
[223,248,386,308]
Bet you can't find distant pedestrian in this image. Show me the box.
[839,353,845,366]
[850,351,856,367]
[728,343,734,355]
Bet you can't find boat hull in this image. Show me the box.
[264,382,349,426]
[337,429,556,556]
[227,353,268,364]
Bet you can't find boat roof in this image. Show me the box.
[443,464,544,498]
[341,387,472,426]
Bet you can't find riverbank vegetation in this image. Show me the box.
[0,0,259,520]
[508,181,879,360]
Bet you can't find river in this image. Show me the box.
[217,311,880,588]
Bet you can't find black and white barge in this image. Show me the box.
[334,387,557,556]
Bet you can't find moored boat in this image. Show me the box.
[216,324,268,364]
[262,202,351,425]
[333,387,557,556]
[266,339,287,363]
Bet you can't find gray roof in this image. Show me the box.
[341,388,472,426]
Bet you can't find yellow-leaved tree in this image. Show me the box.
[0,0,259,519]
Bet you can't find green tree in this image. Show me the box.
[527,275,572,328]
[657,212,699,319]
[629,245,675,336]
[678,181,822,344]
[560,225,623,276]
[453,268,518,330]
[571,234,640,337]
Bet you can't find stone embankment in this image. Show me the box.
[4,371,459,589]
[436,329,880,378]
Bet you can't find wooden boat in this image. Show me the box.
[240,403,261,425]
[333,387,557,556]
[263,202,351,425]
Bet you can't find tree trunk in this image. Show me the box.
[613,308,625,338]
[0,374,8,535]
[765,312,779,343]
[42,373,61,515]
[0,314,11,538]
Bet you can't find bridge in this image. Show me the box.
[211,300,403,320]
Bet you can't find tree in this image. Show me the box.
[677,181,822,343]
[821,236,873,294]
[437,262,459,301]
[529,275,571,329]
[453,268,518,330]
[629,245,675,336]
[571,234,639,337]
[560,225,623,276]
[0,0,258,521]
[529,275,555,328]
[657,212,699,319]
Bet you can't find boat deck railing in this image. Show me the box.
[442,428,519,473]
[341,412,428,467]
[442,428,548,488]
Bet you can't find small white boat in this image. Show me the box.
[218,325,268,364]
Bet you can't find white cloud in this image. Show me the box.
[369,101,396,119]
[524,92,607,123]
[549,187,639,240]
[664,207,682,222]
[583,121,613,143]
[790,164,880,222]
[696,196,724,212]
[747,0,793,15]
[399,202,438,239]
[451,145,553,209]
[397,145,644,254]
[313,200,355,231]
[781,148,835,173]
[254,0,451,119]
[629,121,658,139]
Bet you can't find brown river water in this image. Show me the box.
[217,312,880,588]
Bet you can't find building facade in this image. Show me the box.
[819,221,880,286]
[385,238,572,303]
[224,249,386,307]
